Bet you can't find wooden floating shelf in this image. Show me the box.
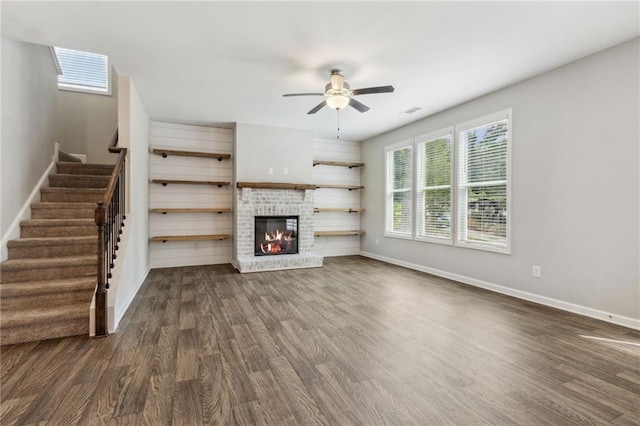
[314,230,365,237]
[315,184,364,191]
[150,208,231,214]
[313,160,365,169]
[152,179,230,187]
[314,208,364,213]
[151,234,231,243]
[237,182,316,190]
[152,149,231,161]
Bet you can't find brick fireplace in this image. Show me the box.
[232,185,323,273]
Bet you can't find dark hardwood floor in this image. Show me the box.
[1,256,639,425]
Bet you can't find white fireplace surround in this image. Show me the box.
[232,187,323,273]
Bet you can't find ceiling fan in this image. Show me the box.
[283,69,394,114]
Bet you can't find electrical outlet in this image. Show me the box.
[268,167,273,175]
[532,265,541,278]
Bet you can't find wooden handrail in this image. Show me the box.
[94,126,127,338]
[96,128,127,223]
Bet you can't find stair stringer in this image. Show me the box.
[1,161,55,261]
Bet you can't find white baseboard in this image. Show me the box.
[360,251,640,331]
[1,161,56,261]
[111,266,150,332]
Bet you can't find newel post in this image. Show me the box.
[95,201,108,337]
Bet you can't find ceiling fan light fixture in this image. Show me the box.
[326,95,350,110]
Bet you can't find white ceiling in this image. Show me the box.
[2,1,639,141]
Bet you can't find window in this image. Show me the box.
[456,111,510,252]
[53,47,110,95]
[416,128,453,244]
[383,109,511,254]
[385,140,413,238]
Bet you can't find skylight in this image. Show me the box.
[53,47,110,95]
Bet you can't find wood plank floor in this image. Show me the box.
[2,256,639,425]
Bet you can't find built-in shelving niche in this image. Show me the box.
[312,138,363,257]
[148,121,233,268]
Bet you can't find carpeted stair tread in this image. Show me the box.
[49,174,110,189]
[56,162,114,176]
[1,255,97,271]
[20,218,95,227]
[1,277,96,297]
[31,202,97,210]
[40,187,105,203]
[1,303,89,329]
[40,188,105,195]
[19,219,97,238]
[7,236,97,259]
[30,202,97,219]
[1,255,97,283]
[8,236,97,247]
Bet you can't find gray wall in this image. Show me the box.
[235,123,313,184]
[361,38,639,321]
[55,66,119,164]
[1,37,58,237]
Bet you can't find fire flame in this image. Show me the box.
[260,229,293,254]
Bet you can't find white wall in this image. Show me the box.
[235,123,313,184]
[1,37,58,238]
[108,76,150,331]
[55,66,119,164]
[361,38,639,325]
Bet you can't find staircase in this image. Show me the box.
[0,161,114,346]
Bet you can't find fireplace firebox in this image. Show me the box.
[254,216,299,256]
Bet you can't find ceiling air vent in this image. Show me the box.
[399,106,422,115]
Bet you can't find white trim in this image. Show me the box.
[111,266,150,332]
[384,139,413,237]
[383,232,414,240]
[89,267,150,336]
[415,126,454,245]
[454,108,512,254]
[0,161,56,261]
[359,251,640,331]
[49,46,62,75]
[59,83,112,96]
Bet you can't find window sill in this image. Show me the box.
[455,240,511,255]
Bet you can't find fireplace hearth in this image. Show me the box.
[255,216,298,256]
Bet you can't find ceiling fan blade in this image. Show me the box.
[351,85,395,96]
[283,93,324,97]
[349,98,370,113]
[307,101,327,114]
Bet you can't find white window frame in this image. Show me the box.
[52,47,111,96]
[414,127,454,245]
[454,109,512,254]
[384,139,414,240]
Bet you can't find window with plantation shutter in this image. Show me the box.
[456,110,510,252]
[416,128,453,244]
[53,47,110,95]
[385,140,413,238]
